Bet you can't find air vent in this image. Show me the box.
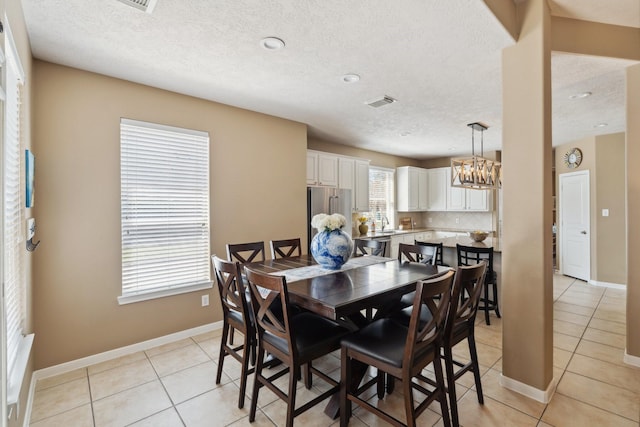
[366,96,397,108]
[117,0,158,13]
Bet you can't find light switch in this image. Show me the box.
[602,209,609,217]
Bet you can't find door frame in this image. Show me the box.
[558,170,591,280]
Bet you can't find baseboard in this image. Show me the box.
[587,280,626,290]
[624,350,640,368]
[499,373,557,404]
[32,321,222,382]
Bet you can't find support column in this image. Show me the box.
[500,0,555,401]
[626,64,640,364]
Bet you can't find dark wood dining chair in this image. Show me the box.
[456,244,501,325]
[270,238,302,259]
[226,241,266,264]
[398,242,438,265]
[415,240,448,266]
[244,266,353,427]
[353,238,388,257]
[340,270,454,427]
[443,261,487,427]
[211,255,255,409]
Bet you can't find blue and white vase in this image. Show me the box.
[310,229,353,270]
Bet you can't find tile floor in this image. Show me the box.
[30,274,639,426]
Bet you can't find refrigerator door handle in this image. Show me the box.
[329,195,335,214]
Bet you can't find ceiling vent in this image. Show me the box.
[366,96,397,108]
[117,0,158,13]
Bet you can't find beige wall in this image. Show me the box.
[32,61,307,369]
[554,133,627,284]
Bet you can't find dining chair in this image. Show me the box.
[353,238,388,257]
[456,244,501,325]
[270,238,302,259]
[442,261,487,427]
[415,240,448,266]
[211,255,256,409]
[244,265,353,427]
[226,241,266,264]
[340,270,454,427]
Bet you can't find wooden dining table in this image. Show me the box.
[245,254,451,418]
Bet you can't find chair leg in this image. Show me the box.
[249,346,265,422]
[286,365,298,427]
[230,326,235,345]
[444,347,460,427]
[433,355,451,427]
[216,323,229,384]
[303,362,313,389]
[493,283,502,318]
[386,373,395,394]
[402,373,416,427]
[468,334,484,404]
[340,347,352,427]
[237,332,251,409]
[483,284,491,325]
[376,369,385,399]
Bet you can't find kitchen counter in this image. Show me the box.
[416,235,501,253]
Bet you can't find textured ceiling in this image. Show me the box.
[21,0,639,159]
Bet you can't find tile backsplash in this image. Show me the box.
[420,211,493,231]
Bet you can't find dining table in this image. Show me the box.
[245,254,451,418]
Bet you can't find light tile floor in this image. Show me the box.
[30,274,639,426]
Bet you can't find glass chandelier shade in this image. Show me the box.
[451,122,502,190]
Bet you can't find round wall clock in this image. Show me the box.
[563,148,583,168]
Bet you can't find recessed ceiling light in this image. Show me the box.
[260,37,285,50]
[342,74,360,83]
[569,91,592,100]
[594,123,608,128]
[400,131,411,137]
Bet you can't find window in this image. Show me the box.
[119,119,211,304]
[369,167,395,230]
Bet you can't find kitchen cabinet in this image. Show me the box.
[426,167,448,211]
[445,167,491,211]
[397,166,427,212]
[307,151,338,187]
[389,233,415,259]
[338,157,370,212]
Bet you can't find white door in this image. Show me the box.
[560,171,590,281]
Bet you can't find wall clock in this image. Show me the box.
[563,148,583,168]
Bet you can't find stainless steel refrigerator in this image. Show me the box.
[307,187,352,251]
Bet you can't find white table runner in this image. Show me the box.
[271,255,391,283]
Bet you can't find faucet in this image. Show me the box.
[381,216,390,232]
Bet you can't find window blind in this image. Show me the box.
[4,40,24,377]
[369,167,395,229]
[119,119,211,303]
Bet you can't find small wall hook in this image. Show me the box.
[26,237,40,252]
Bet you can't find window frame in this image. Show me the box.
[368,166,395,230]
[118,118,212,305]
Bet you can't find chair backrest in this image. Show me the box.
[415,240,444,265]
[270,238,302,259]
[445,262,487,341]
[456,244,494,282]
[353,238,388,257]
[398,243,437,265]
[404,270,454,369]
[243,265,296,362]
[226,241,266,264]
[212,255,253,327]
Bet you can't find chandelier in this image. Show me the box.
[451,122,502,190]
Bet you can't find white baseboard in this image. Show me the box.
[624,350,640,368]
[25,322,222,426]
[588,280,626,290]
[499,373,557,404]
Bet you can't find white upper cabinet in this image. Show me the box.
[338,156,370,212]
[307,150,338,187]
[445,166,492,211]
[426,167,448,211]
[397,166,426,212]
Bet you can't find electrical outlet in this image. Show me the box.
[201,294,209,307]
[455,217,460,224]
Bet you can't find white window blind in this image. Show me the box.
[369,167,395,229]
[3,35,25,381]
[119,119,211,304]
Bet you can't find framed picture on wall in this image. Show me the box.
[26,149,35,208]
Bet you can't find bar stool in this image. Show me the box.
[456,244,501,325]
